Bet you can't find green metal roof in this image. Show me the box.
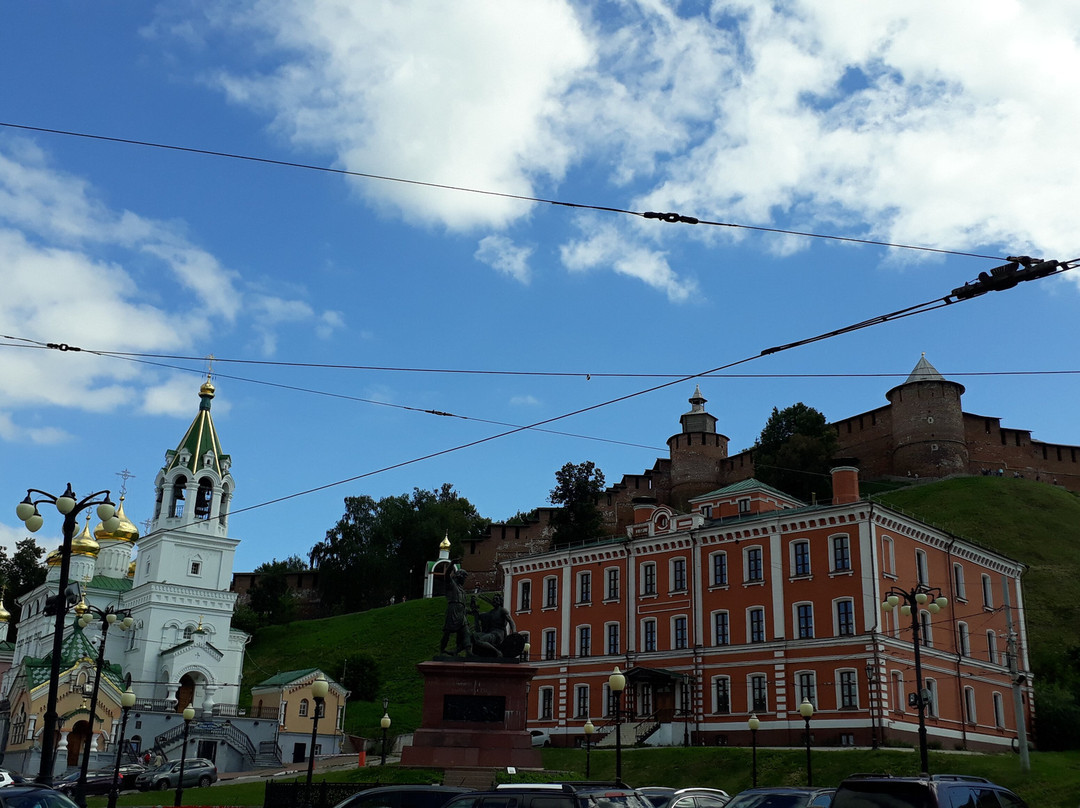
[254,668,320,689]
[23,626,126,691]
[87,575,133,593]
[163,382,231,477]
[695,477,803,502]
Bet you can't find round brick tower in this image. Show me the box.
[885,354,969,478]
[667,385,729,509]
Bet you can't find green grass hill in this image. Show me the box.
[241,476,1080,741]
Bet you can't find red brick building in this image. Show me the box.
[503,468,1031,752]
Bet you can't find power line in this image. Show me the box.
[0,121,1007,260]
[4,335,1080,381]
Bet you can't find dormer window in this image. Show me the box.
[738,498,751,515]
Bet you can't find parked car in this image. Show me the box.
[447,783,653,808]
[134,758,218,791]
[0,770,28,788]
[117,762,146,789]
[724,788,835,808]
[53,769,121,797]
[639,787,731,808]
[333,785,474,808]
[831,773,1027,808]
[530,729,552,747]
[0,784,80,807]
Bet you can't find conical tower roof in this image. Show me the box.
[905,353,946,384]
[163,377,231,476]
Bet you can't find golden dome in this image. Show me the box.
[70,519,100,557]
[200,377,216,398]
[46,549,63,567]
[94,498,139,543]
[0,592,10,624]
[440,532,451,551]
[128,560,136,578]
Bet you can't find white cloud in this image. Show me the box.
[474,235,533,284]
[510,395,541,407]
[210,0,593,230]
[561,218,699,302]
[189,0,1080,294]
[0,136,348,440]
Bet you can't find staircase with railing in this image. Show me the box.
[152,718,259,765]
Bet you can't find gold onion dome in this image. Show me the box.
[70,519,100,557]
[128,560,136,578]
[46,549,63,567]
[440,532,451,551]
[0,592,10,624]
[200,377,215,398]
[94,498,139,543]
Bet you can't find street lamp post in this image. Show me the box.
[882,585,948,773]
[107,688,137,808]
[799,698,814,787]
[74,600,134,808]
[15,484,118,785]
[306,674,329,786]
[748,714,760,788]
[173,704,196,808]
[380,697,391,766]
[583,718,594,778]
[608,667,626,784]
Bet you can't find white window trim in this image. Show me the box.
[829,533,853,575]
[790,539,812,579]
[712,609,730,646]
[709,550,729,588]
[832,597,855,637]
[794,601,815,639]
[836,668,859,710]
[744,545,765,584]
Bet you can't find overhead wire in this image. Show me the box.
[81,262,1074,531]
[4,335,1080,380]
[0,121,1007,261]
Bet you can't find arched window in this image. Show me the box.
[299,699,309,717]
[194,478,213,520]
[170,476,187,518]
[183,625,195,640]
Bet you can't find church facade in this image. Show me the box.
[0,380,342,778]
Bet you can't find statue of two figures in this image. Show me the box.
[439,566,526,660]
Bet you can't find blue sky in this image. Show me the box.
[2,1,1078,572]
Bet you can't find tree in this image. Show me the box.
[246,557,304,626]
[752,403,838,503]
[548,461,606,547]
[0,537,46,642]
[310,484,490,614]
[337,652,380,702]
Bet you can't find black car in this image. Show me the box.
[53,769,121,796]
[445,783,654,808]
[831,774,1027,808]
[639,788,731,808]
[333,785,474,808]
[0,784,80,808]
[724,788,835,808]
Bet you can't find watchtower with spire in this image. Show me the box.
[666,385,730,509]
[885,353,969,477]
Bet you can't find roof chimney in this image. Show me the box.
[831,466,860,505]
[631,496,658,524]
